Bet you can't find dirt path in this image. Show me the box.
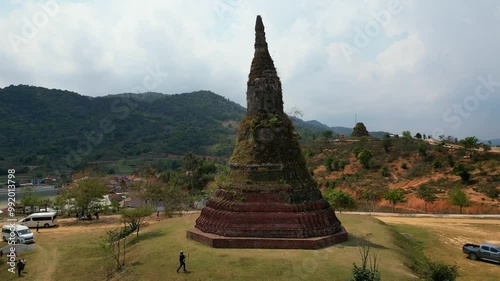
[35,243,59,281]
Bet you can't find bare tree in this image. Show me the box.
[352,234,381,281]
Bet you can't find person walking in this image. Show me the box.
[21,258,26,274]
[176,251,187,273]
[36,221,40,233]
[17,259,23,277]
[156,211,160,221]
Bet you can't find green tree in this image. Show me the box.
[453,164,471,183]
[401,130,413,151]
[402,130,412,139]
[418,143,427,156]
[415,132,422,139]
[459,136,480,153]
[39,197,53,211]
[382,135,392,153]
[357,148,374,169]
[383,188,407,212]
[182,152,199,171]
[322,130,334,142]
[120,205,155,237]
[127,177,167,207]
[323,189,357,213]
[481,143,491,151]
[160,180,190,217]
[60,177,109,217]
[448,187,471,214]
[416,185,438,213]
[128,174,190,217]
[20,186,41,213]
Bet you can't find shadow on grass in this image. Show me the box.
[128,229,166,246]
[338,233,388,250]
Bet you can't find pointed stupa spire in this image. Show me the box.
[247,15,283,116]
[254,15,267,49]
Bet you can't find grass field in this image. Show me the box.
[0,214,498,281]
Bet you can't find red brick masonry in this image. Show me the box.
[186,226,348,249]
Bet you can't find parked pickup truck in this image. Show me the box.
[463,243,500,263]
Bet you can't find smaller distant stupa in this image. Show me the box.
[351,122,370,137]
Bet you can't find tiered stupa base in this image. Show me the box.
[187,226,348,249]
[187,186,348,249]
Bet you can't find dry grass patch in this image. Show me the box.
[376,216,500,281]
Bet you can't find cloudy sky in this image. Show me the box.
[1,0,500,140]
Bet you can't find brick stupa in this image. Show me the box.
[186,15,348,249]
[352,122,370,137]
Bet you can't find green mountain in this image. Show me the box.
[0,85,340,173]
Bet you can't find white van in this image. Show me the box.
[18,212,58,228]
[1,224,35,244]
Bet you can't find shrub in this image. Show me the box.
[352,264,381,281]
[339,159,349,170]
[432,159,441,169]
[453,164,471,183]
[401,162,408,169]
[447,154,455,167]
[418,143,427,156]
[353,146,363,156]
[323,189,357,212]
[324,156,334,171]
[352,235,381,281]
[381,165,390,177]
[383,138,392,153]
[357,148,374,169]
[424,261,459,281]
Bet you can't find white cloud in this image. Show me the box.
[0,0,499,139]
[375,34,425,75]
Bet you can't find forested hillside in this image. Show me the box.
[0,85,348,173]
